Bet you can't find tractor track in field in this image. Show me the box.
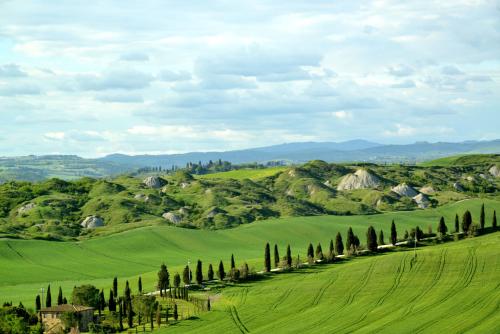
[310,272,338,307]
[270,287,294,310]
[458,282,500,333]
[75,243,152,268]
[228,305,250,333]
[374,253,408,307]
[413,246,478,333]
[344,259,377,306]
[5,242,33,263]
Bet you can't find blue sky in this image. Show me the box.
[0,0,499,157]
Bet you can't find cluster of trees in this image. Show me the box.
[0,302,41,334]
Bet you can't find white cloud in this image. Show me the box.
[333,111,353,120]
[43,132,66,140]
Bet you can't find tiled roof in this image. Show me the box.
[40,304,94,313]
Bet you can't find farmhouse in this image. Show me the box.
[40,304,95,333]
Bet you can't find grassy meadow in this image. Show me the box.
[0,198,498,309]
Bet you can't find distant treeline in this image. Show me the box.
[136,160,288,175]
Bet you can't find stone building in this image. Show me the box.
[40,304,95,333]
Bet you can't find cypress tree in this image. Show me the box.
[462,210,473,234]
[315,243,324,260]
[207,264,214,281]
[173,303,178,321]
[217,261,226,280]
[57,286,63,305]
[230,254,235,269]
[46,285,51,308]
[286,244,292,267]
[63,297,67,304]
[264,243,271,272]
[378,230,384,246]
[138,276,142,294]
[157,264,170,296]
[390,220,397,245]
[196,260,203,285]
[207,298,211,311]
[328,239,334,261]
[307,243,314,259]
[109,290,115,312]
[353,235,360,251]
[480,204,485,230]
[35,295,41,311]
[182,265,191,285]
[156,305,161,328]
[437,216,448,237]
[335,232,344,255]
[455,214,460,233]
[127,301,133,328]
[346,227,355,252]
[118,300,123,331]
[274,244,280,268]
[366,226,378,252]
[98,289,105,316]
[113,277,118,300]
[404,230,409,240]
[493,210,497,229]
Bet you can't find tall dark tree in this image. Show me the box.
[230,254,235,269]
[346,227,355,252]
[118,300,123,331]
[353,235,360,251]
[46,285,52,308]
[108,290,116,312]
[196,260,203,285]
[207,298,211,311]
[462,210,473,234]
[124,281,131,309]
[286,244,292,267]
[335,232,344,255]
[390,220,397,245]
[455,214,460,233]
[217,261,226,280]
[127,301,133,328]
[437,216,448,237]
[173,273,181,288]
[173,303,178,321]
[493,210,497,229]
[35,295,41,311]
[480,204,485,230]
[378,230,384,246]
[274,244,280,268]
[315,243,324,260]
[264,243,271,272]
[328,239,334,260]
[182,265,191,285]
[113,277,118,300]
[98,289,105,316]
[157,264,170,296]
[366,226,378,252]
[307,243,314,259]
[57,286,63,305]
[138,276,142,294]
[207,264,214,281]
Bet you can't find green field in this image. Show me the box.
[196,166,287,180]
[164,232,500,334]
[420,154,500,167]
[0,198,498,310]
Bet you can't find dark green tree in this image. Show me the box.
[390,220,397,245]
[138,276,142,294]
[173,303,178,321]
[480,204,485,230]
[264,243,271,272]
[196,260,203,285]
[46,285,51,308]
[230,254,235,269]
[493,210,497,229]
[207,298,211,311]
[286,244,292,267]
[72,285,99,308]
[182,265,191,285]
[57,286,63,305]
[173,273,181,288]
[366,226,378,252]
[207,264,214,281]
[118,300,123,331]
[156,304,162,328]
[378,230,384,246]
[315,243,324,260]
[437,216,448,237]
[217,261,226,280]
[108,290,116,312]
[307,243,314,259]
[274,244,280,268]
[335,232,344,255]
[113,277,118,300]
[35,295,41,311]
[127,301,133,328]
[346,227,355,252]
[157,264,170,296]
[98,289,105,316]
[462,210,473,234]
[455,214,460,233]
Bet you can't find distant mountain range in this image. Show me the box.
[2,139,500,181]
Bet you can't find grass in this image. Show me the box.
[196,166,287,180]
[420,154,500,167]
[0,198,499,310]
[162,232,500,333]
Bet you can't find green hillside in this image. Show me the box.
[164,232,500,334]
[421,154,500,167]
[0,198,498,309]
[196,166,287,180]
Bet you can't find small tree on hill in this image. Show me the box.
[196,260,203,285]
[173,273,181,288]
[346,227,355,253]
[207,264,214,281]
[182,266,191,285]
[315,243,324,261]
[157,264,170,296]
[390,220,397,245]
[46,285,52,308]
[307,243,314,261]
[138,276,142,294]
[328,239,334,261]
[455,214,460,233]
[35,295,41,311]
[480,204,485,230]
[98,289,105,316]
[493,210,497,229]
[274,244,280,268]
[404,230,409,240]
[378,230,384,246]
[264,243,271,272]
[230,254,235,270]
[462,210,473,235]
[57,286,63,305]
[366,226,378,252]
[437,216,448,238]
[286,244,292,267]
[217,261,226,280]
[335,232,344,255]
[113,277,118,299]
[127,301,133,327]
[108,290,116,312]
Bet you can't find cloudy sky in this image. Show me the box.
[0,0,499,157]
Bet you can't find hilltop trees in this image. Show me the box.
[335,232,344,255]
[207,264,214,281]
[157,264,170,296]
[366,226,378,252]
[391,220,397,245]
[274,244,280,268]
[437,216,448,238]
[480,204,485,230]
[264,243,271,272]
[196,260,203,285]
[217,261,226,280]
[462,210,473,234]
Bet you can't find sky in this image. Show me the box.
[0,0,499,157]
